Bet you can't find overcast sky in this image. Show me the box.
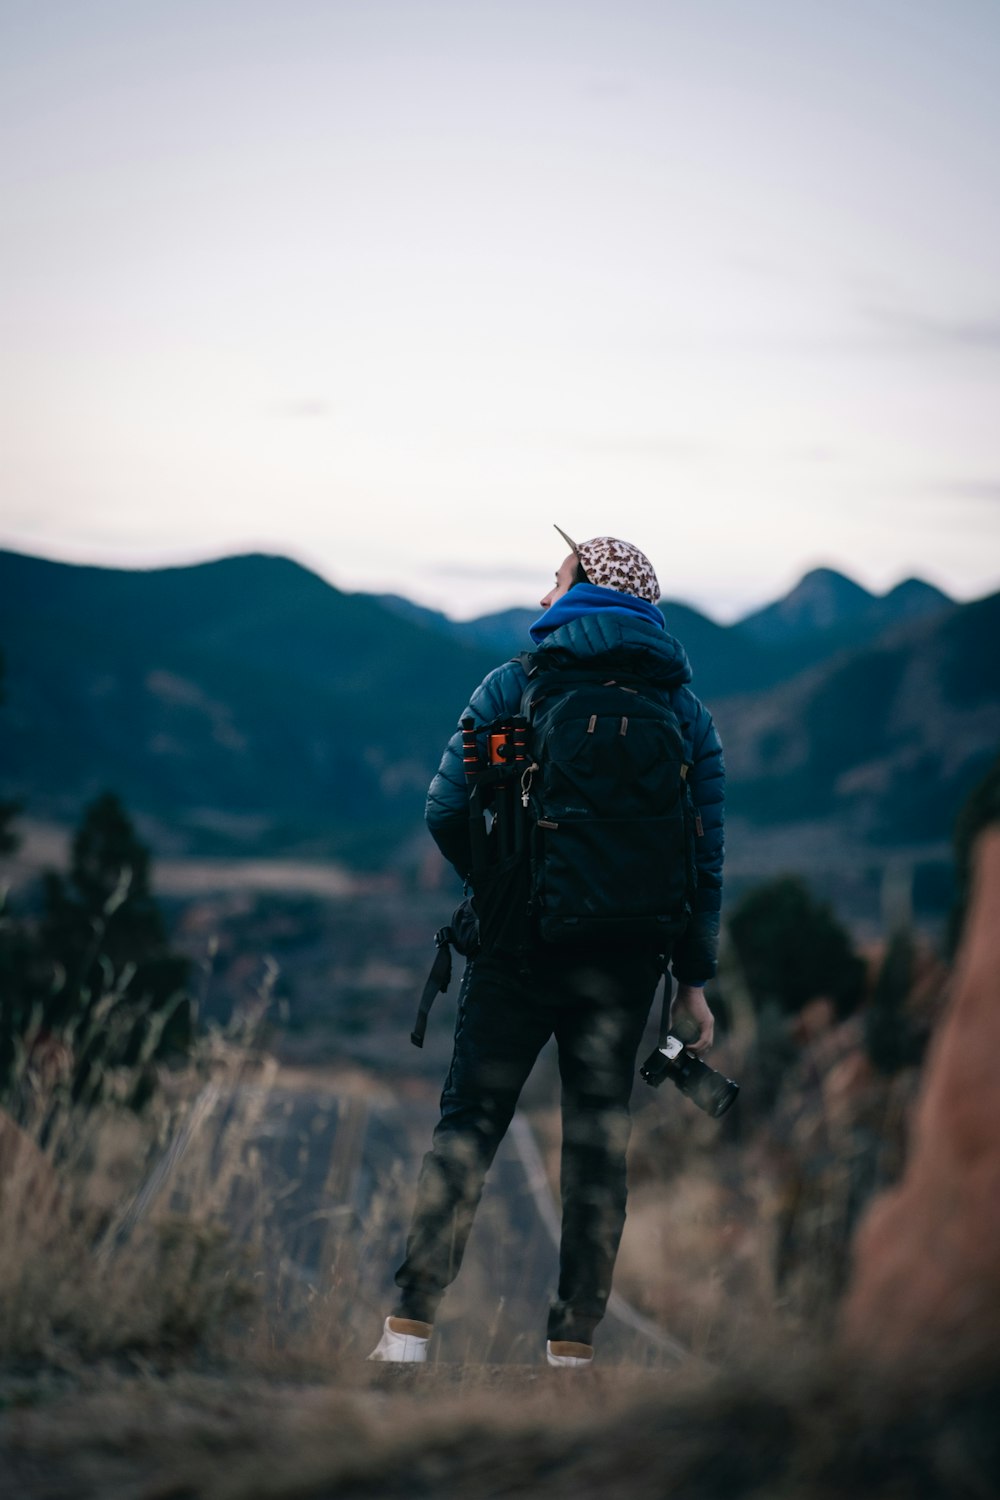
[2,0,999,620]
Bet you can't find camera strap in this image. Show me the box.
[410,899,482,1049]
[655,963,678,1049]
[410,929,454,1048]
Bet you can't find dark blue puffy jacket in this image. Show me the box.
[425,609,725,983]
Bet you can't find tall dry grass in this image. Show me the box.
[0,990,411,1384]
[0,1027,263,1367]
[3,956,999,1498]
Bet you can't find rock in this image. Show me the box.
[841,827,1000,1373]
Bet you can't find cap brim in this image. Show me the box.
[553,524,581,556]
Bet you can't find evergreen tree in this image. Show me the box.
[35,792,192,1107]
[0,646,29,1092]
[949,752,1000,956]
[728,875,864,1019]
[864,927,928,1075]
[0,648,21,855]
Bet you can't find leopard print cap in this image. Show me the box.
[557,529,660,604]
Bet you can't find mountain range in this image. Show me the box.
[378,566,953,698]
[1,548,996,892]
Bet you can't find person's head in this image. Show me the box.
[539,525,660,610]
[539,551,588,609]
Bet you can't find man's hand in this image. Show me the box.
[670,984,715,1055]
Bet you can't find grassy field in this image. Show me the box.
[4,799,999,1496]
[1,1012,997,1500]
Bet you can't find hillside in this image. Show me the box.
[0,549,994,876]
[0,550,499,864]
[737,566,951,646]
[378,591,765,698]
[382,567,955,701]
[716,590,1000,845]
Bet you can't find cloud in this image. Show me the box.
[861,306,1000,353]
[903,478,1000,507]
[728,253,797,284]
[784,444,840,465]
[574,434,716,460]
[272,399,333,419]
[930,480,1000,503]
[428,562,543,583]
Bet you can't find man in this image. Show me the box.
[370,528,724,1366]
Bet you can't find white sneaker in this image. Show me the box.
[546,1339,594,1368]
[367,1316,433,1363]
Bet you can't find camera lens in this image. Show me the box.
[687,1066,740,1118]
[640,1041,740,1117]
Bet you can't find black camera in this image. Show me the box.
[640,1035,739,1118]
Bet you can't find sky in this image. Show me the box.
[2,0,999,621]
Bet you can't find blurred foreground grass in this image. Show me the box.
[1,1021,997,1500]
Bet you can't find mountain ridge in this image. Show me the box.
[0,548,993,880]
[736,565,951,645]
[384,563,956,697]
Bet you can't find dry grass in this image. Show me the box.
[3,1351,999,1499]
[0,1011,416,1389]
[2,970,996,1497]
[0,1048,260,1368]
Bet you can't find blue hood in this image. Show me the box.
[530,601,693,692]
[530,582,664,644]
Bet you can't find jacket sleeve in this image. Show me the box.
[425,659,528,879]
[671,693,725,985]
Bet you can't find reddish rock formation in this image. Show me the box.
[841,826,1000,1373]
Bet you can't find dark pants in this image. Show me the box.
[393,949,660,1344]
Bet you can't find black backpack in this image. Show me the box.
[410,651,696,1045]
[515,651,696,950]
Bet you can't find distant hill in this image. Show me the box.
[376,595,539,655]
[0,549,992,880]
[384,568,955,703]
[716,590,1000,846]
[737,566,951,647]
[375,595,747,680]
[0,550,499,864]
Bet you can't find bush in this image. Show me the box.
[727,875,864,1019]
[2,791,192,1111]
